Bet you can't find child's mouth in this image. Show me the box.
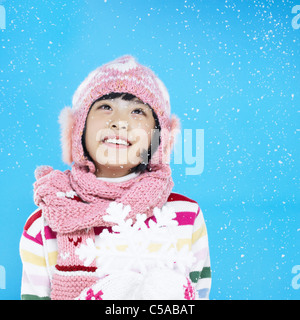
[102,136,132,149]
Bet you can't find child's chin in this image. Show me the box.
[95,146,142,167]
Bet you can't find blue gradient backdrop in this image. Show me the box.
[0,0,299,299]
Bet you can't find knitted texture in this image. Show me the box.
[34,163,173,233]
[51,274,98,300]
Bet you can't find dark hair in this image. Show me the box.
[81,92,161,174]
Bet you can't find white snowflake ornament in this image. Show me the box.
[75,201,196,278]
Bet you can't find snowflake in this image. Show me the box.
[75,201,196,277]
[56,190,77,199]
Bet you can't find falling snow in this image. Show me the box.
[0,0,299,300]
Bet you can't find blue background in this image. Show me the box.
[0,0,299,300]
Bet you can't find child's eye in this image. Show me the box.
[98,104,112,111]
[132,108,145,115]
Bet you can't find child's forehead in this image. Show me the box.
[96,96,149,107]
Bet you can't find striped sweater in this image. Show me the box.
[20,192,211,300]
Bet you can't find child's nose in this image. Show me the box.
[110,120,128,130]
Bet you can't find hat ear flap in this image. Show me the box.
[168,114,181,152]
[58,107,74,165]
[160,115,181,164]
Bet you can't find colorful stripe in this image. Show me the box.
[44,226,57,240]
[167,192,198,204]
[24,209,42,231]
[55,265,97,272]
[22,230,43,246]
[21,294,51,300]
[22,273,51,287]
[20,249,47,267]
[189,267,211,283]
[175,211,197,225]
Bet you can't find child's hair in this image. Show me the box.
[81,92,161,174]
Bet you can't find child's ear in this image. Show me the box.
[58,106,74,165]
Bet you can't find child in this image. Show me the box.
[20,55,211,300]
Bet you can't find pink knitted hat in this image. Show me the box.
[58,55,180,173]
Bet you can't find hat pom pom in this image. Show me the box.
[58,107,74,165]
[34,165,53,180]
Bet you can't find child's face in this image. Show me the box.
[85,96,156,178]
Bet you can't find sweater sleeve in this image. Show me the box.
[19,209,52,300]
[189,206,212,300]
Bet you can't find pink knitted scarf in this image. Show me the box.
[33,163,174,299]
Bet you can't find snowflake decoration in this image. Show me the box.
[56,190,77,199]
[75,201,196,277]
